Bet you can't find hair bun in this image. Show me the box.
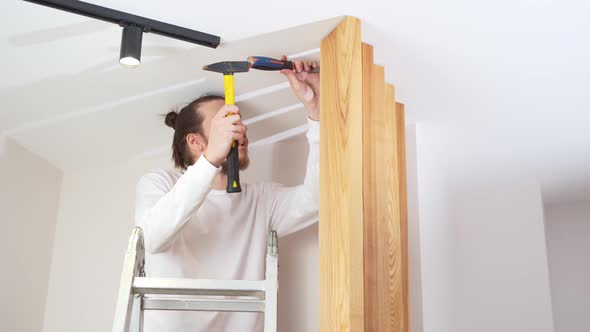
[165,111,178,129]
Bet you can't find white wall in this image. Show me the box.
[249,135,320,332]
[247,128,424,332]
[41,116,560,332]
[41,135,321,332]
[0,138,62,332]
[415,123,555,332]
[40,134,319,332]
[42,159,153,332]
[41,125,423,332]
[544,201,590,332]
[406,125,424,332]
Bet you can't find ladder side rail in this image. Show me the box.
[264,230,279,332]
[112,227,145,332]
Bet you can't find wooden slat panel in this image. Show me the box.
[362,44,406,330]
[319,16,364,332]
[362,43,384,331]
[383,84,405,332]
[361,43,375,331]
[395,102,410,332]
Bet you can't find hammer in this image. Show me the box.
[203,57,318,193]
[248,56,320,73]
[202,61,250,193]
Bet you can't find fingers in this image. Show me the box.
[294,61,303,73]
[232,124,247,145]
[280,55,318,105]
[283,69,303,90]
[222,119,246,144]
[217,104,239,118]
[282,55,316,73]
[232,132,245,144]
[223,113,241,124]
[281,68,300,85]
[296,71,309,81]
[231,123,247,134]
[280,55,317,75]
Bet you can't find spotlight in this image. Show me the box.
[23,0,220,68]
[120,25,143,68]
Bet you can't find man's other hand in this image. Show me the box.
[280,55,320,121]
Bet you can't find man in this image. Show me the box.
[134,57,319,331]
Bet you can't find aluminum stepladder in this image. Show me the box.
[112,227,278,332]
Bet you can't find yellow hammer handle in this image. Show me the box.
[224,74,235,106]
[222,73,241,193]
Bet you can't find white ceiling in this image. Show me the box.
[0,1,339,170]
[1,0,589,203]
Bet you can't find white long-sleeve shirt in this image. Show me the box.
[134,119,319,332]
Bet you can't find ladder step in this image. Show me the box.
[142,297,265,313]
[133,277,266,297]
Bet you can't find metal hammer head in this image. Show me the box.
[202,61,250,74]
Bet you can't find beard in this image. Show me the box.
[202,134,250,172]
[220,153,250,172]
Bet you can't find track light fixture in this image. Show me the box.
[22,0,221,68]
[119,25,143,68]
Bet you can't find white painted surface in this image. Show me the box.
[416,123,554,332]
[42,162,139,332]
[41,132,320,332]
[246,135,319,332]
[544,201,590,332]
[242,128,424,332]
[1,0,587,329]
[0,138,62,332]
[1,0,589,201]
[406,125,424,332]
[0,9,336,171]
[40,124,423,332]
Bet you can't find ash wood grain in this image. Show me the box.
[362,47,406,330]
[396,102,410,332]
[362,43,383,332]
[383,84,405,332]
[319,16,365,332]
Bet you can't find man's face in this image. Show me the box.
[198,99,250,170]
